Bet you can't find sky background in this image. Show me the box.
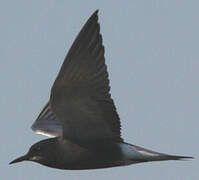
[1,0,198,179]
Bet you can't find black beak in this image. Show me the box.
[9,155,28,165]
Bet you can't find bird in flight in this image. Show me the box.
[10,10,192,170]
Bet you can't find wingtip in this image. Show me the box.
[86,10,99,25]
[95,9,99,14]
[92,9,99,19]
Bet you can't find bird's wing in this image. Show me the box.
[50,10,123,146]
[31,101,62,137]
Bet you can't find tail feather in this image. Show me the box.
[159,154,194,161]
[121,143,193,164]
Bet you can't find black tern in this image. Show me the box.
[10,10,193,170]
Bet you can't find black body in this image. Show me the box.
[10,10,192,170]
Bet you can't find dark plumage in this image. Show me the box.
[10,10,193,170]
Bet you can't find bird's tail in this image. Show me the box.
[120,143,193,163]
[153,154,193,161]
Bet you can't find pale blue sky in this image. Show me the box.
[1,0,198,179]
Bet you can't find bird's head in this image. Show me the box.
[10,138,58,167]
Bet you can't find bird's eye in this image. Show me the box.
[36,146,41,151]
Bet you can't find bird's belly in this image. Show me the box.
[54,140,126,170]
[56,152,125,170]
